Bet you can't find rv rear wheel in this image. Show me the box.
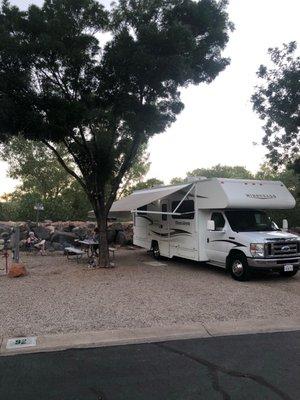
[229,254,251,281]
[151,242,160,260]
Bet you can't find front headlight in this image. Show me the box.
[250,243,265,258]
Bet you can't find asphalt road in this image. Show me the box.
[0,331,299,400]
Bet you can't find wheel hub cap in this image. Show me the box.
[232,261,243,276]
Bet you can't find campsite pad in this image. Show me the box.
[143,261,167,267]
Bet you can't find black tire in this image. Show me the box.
[229,254,251,281]
[151,241,160,260]
[279,269,298,278]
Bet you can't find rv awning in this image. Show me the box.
[110,183,192,213]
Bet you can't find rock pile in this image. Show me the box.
[0,220,133,252]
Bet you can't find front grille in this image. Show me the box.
[276,258,300,265]
[265,241,300,258]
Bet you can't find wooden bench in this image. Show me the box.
[65,247,85,262]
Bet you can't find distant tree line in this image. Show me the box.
[0,145,299,227]
[131,164,300,228]
[0,136,150,221]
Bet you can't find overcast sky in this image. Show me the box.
[0,0,299,194]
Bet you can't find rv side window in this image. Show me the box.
[211,212,225,231]
[162,204,167,221]
[172,200,194,220]
[137,205,147,216]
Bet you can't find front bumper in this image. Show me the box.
[247,257,300,271]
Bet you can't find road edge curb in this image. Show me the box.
[1,316,299,356]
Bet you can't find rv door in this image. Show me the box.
[205,211,228,265]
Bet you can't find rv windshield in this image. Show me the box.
[225,210,279,232]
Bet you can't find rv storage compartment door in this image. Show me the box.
[157,203,170,257]
[169,200,197,260]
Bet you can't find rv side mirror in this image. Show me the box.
[282,219,288,231]
[207,220,215,231]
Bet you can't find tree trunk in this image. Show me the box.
[93,198,110,267]
[97,215,109,267]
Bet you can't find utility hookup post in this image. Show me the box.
[34,203,44,226]
[0,234,10,274]
[12,226,20,264]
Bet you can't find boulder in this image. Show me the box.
[50,230,76,245]
[1,220,136,249]
[107,222,125,244]
[8,263,27,278]
[63,223,76,232]
[108,222,123,232]
[19,230,28,240]
[107,229,116,244]
[72,226,88,240]
[51,242,64,251]
[27,221,38,229]
[47,225,55,235]
[19,239,28,251]
[18,223,30,240]
[17,223,28,234]
[32,226,51,240]
[115,231,126,245]
[1,232,10,242]
[0,223,11,236]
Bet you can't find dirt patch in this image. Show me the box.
[0,248,299,337]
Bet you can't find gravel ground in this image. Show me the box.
[0,248,299,337]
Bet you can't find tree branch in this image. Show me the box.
[106,134,143,211]
[42,140,87,191]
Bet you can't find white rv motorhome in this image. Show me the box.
[111,178,300,281]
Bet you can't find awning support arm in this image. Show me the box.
[173,184,195,213]
[132,210,182,216]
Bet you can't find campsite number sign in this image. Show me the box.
[6,336,37,350]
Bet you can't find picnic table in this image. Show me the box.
[65,240,116,265]
[77,239,99,257]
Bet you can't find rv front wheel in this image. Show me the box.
[151,242,160,260]
[229,254,251,282]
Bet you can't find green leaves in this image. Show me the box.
[0,0,231,215]
[252,42,300,171]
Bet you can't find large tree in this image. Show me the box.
[252,42,300,172]
[0,136,151,219]
[0,136,74,201]
[0,0,232,265]
[126,177,164,195]
[170,164,253,183]
[117,144,150,198]
[256,163,300,228]
[187,164,253,179]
